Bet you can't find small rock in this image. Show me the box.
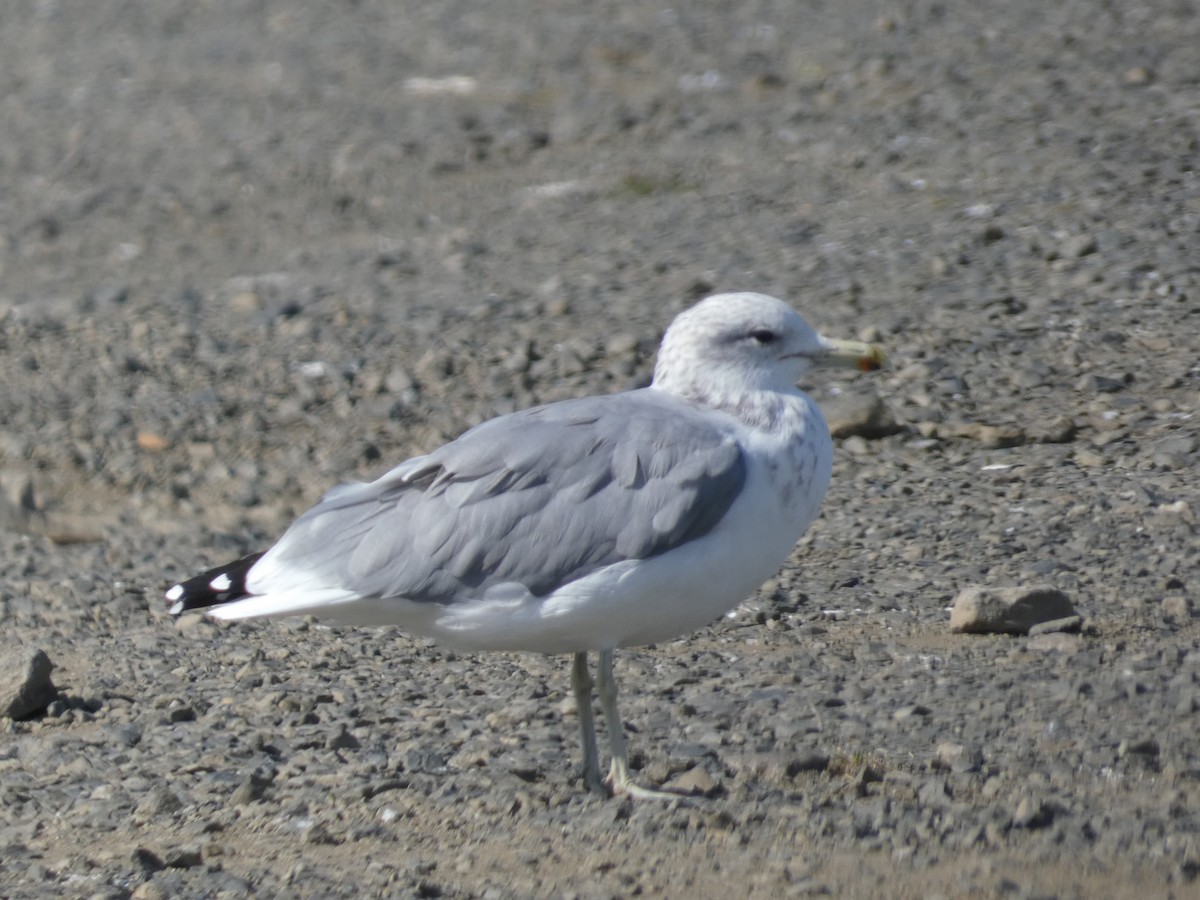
[822,390,901,439]
[974,424,1026,449]
[935,742,983,773]
[948,422,1026,448]
[1027,615,1082,636]
[545,295,571,317]
[949,587,1078,635]
[231,772,272,805]
[1161,595,1193,621]
[602,333,640,358]
[785,752,831,776]
[163,845,204,869]
[1076,373,1126,393]
[227,290,263,315]
[1152,435,1197,470]
[3,471,38,513]
[1118,738,1160,759]
[131,847,165,874]
[663,764,720,797]
[1060,233,1098,259]
[174,613,212,636]
[385,366,416,395]
[0,646,59,719]
[107,723,144,747]
[1031,416,1078,444]
[1123,66,1154,85]
[0,489,32,532]
[841,435,870,456]
[893,704,932,721]
[134,787,184,823]
[918,777,950,808]
[303,821,341,845]
[1012,796,1057,829]
[1156,500,1195,524]
[1026,632,1082,654]
[326,724,362,751]
[136,431,171,452]
[131,884,170,900]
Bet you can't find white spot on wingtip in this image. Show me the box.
[168,600,185,615]
[210,574,232,591]
[165,584,184,602]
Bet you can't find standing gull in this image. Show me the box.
[166,292,882,798]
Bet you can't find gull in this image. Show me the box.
[166,292,882,798]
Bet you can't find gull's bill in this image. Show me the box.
[818,337,885,372]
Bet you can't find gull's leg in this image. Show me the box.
[596,648,690,801]
[571,651,606,795]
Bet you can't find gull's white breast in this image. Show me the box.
[422,393,832,653]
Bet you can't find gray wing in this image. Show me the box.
[253,389,746,602]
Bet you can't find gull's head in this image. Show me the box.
[652,292,883,404]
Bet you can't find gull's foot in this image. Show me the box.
[583,769,610,797]
[606,762,698,803]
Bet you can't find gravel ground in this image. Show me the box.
[2,1,1199,897]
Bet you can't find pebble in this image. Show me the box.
[133,787,185,824]
[1026,633,1082,654]
[1059,233,1098,259]
[662,764,720,797]
[949,587,1079,635]
[1117,738,1160,759]
[1076,373,1128,393]
[1027,615,1082,636]
[1152,434,1197,469]
[821,390,902,440]
[1161,595,1193,621]
[1011,796,1059,829]
[1029,416,1078,444]
[0,489,32,533]
[934,742,983,773]
[0,646,58,719]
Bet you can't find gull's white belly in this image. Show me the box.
[424,422,831,653]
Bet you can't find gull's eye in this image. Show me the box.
[749,328,778,345]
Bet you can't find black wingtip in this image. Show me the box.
[165,552,266,615]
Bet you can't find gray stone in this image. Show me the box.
[162,845,204,869]
[1152,434,1197,469]
[325,724,362,751]
[1060,233,1098,258]
[231,772,272,805]
[0,647,58,719]
[949,587,1079,635]
[1026,632,1083,654]
[1117,738,1160,759]
[1011,796,1059,829]
[1027,615,1083,636]
[1030,416,1078,444]
[133,787,185,824]
[946,421,1026,448]
[0,489,31,532]
[662,764,719,797]
[821,390,902,439]
[1161,595,1193,621]
[935,742,983,773]
[1076,373,1127,393]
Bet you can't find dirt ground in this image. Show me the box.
[1,1,1198,898]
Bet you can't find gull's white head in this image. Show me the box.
[652,293,881,410]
